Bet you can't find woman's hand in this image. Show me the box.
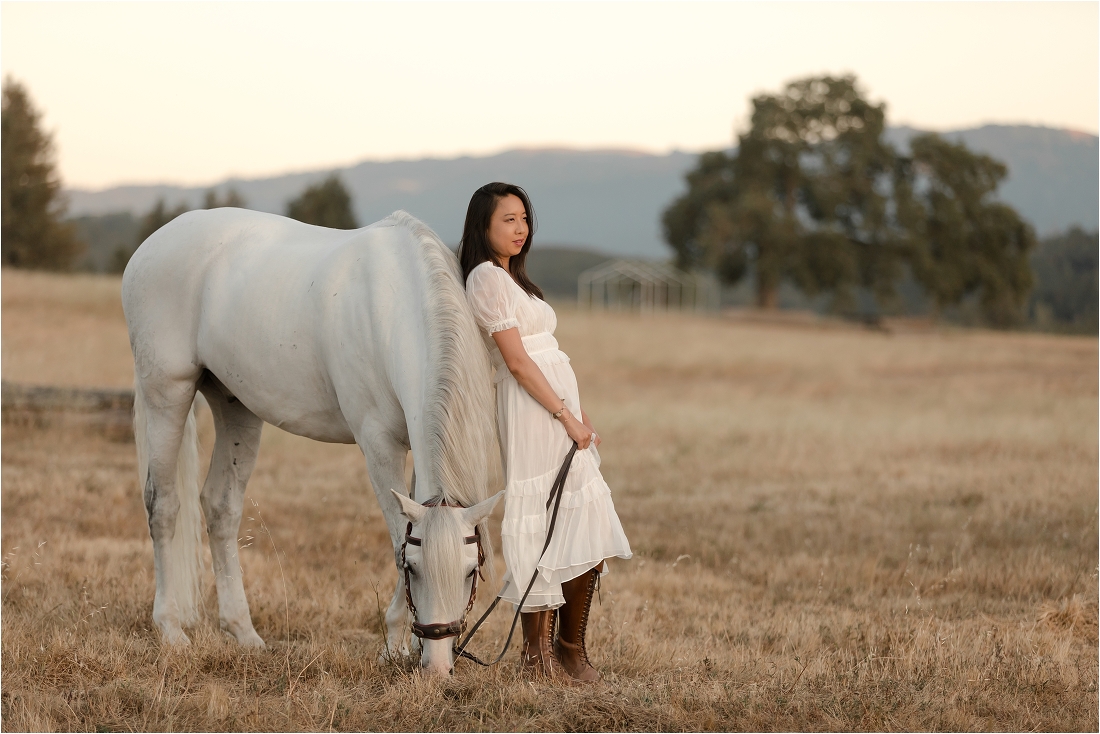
[559,409,594,449]
[580,409,601,449]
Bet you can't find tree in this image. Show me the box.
[70,212,138,273]
[1,77,83,269]
[109,198,192,272]
[662,151,737,275]
[110,188,248,272]
[286,175,358,229]
[665,74,1037,326]
[899,134,1035,326]
[664,75,900,309]
[1027,227,1098,332]
[135,199,191,245]
[203,187,245,209]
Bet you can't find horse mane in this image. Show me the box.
[418,508,468,615]
[384,211,501,575]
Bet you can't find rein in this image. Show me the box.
[398,443,578,666]
[453,442,578,667]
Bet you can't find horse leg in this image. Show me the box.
[358,432,415,660]
[135,376,202,646]
[198,378,266,648]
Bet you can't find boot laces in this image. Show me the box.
[576,570,596,665]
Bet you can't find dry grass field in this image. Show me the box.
[2,267,1097,731]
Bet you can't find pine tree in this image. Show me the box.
[203,187,245,210]
[1,77,83,269]
[286,175,358,229]
[110,188,249,273]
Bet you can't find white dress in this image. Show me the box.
[465,261,633,611]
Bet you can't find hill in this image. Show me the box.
[66,149,696,259]
[65,125,1097,259]
[526,246,613,299]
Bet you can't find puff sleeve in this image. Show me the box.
[466,263,520,334]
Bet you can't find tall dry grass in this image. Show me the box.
[2,268,1097,731]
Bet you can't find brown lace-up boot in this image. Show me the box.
[520,611,561,678]
[554,567,601,682]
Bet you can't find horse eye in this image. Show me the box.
[467,569,477,579]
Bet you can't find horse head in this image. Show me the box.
[391,489,503,675]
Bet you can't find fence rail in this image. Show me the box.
[2,381,135,437]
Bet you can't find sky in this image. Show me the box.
[2,1,1097,190]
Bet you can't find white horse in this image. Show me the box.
[121,208,502,674]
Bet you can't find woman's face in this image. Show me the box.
[486,194,529,263]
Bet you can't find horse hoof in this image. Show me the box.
[219,618,266,648]
[161,628,192,647]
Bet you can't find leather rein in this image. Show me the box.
[398,443,579,666]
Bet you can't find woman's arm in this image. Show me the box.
[492,327,595,449]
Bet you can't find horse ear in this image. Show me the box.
[463,490,504,526]
[389,489,425,523]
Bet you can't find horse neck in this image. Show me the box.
[395,212,496,509]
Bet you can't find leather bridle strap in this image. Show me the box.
[403,524,482,640]
[453,441,578,666]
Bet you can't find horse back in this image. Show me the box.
[122,208,429,444]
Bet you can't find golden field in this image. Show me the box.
[2,267,1097,731]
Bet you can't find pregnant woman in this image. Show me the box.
[459,182,632,682]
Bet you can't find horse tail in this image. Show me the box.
[133,382,205,626]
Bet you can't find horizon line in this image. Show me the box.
[65,121,1098,193]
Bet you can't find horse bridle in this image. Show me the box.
[400,497,486,641]
[400,442,579,665]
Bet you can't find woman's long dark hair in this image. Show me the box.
[458,182,544,300]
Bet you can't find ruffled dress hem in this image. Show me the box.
[498,450,633,612]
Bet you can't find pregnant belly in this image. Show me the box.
[492,332,571,384]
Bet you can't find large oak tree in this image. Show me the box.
[898,134,1035,326]
[665,75,899,309]
[665,74,1035,324]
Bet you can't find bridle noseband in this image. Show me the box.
[400,497,486,641]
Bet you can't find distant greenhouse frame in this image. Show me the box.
[577,260,720,313]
